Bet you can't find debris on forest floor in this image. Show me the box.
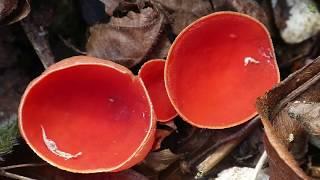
[1,0,320,179]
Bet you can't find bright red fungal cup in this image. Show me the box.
[19,56,156,173]
[139,59,177,122]
[165,12,280,129]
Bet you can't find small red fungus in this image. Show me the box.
[165,12,280,129]
[19,56,156,173]
[139,59,177,122]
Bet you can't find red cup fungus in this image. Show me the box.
[139,59,177,122]
[19,56,156,173]
[165,12,280,129]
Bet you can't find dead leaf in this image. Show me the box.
[86,7,164,68]
[144,149,181,171]
[163,125,211,154]
[0,0,30,25]
[152,0,212,35]
[0,0,18,21]
[288,102,320,138]
[99,0,123,16]
[158,117,262,179]
[256,57,320,179]
[147,31,171,59]
[212,0,271,31]
[153,126,175,151]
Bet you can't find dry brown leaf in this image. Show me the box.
[0,0,30,25]
[153,128,173,151]
[213,0,271,31]
[256,57,320,179]
[86,7,164,68]
[147,31,171,59]
[99,0,123,16]
[152,0,212,35]
[0,0,18,21]
[144,149,181,172]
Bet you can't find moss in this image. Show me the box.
[0,114,19,159]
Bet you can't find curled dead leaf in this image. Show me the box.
[86,7,164,68]
[0,0,30,25]
[147,31,171,59]
[99,0,123,16]
[152,0,212,35]
[144,149,181,172]
[212,0,271,31]
[256,57,320,179]
[153,129,171,151]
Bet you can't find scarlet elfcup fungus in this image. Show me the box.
[139,59,177,122]
[165,12,280,129]
[19,56,156,173]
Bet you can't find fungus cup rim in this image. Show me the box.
[19,56,156,173]
[164,11,281,129]
[138,59,177,122]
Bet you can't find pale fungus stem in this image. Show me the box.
[41,126,82,160]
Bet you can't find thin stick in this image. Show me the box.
[1,163,46,170]
[251,151,267,180]
[190,115,260,166]
[58,35,87,55]
[0,170,36,180]
[195,139,240,178]
[21,16,55,68]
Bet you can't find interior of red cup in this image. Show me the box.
[165,12,280,128]
[20,64,152,172]
[139,60,176,122]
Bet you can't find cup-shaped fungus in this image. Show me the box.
[165,12,280,129]
[19,56,156,173]
[139,59,177,122]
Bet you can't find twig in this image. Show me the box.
[21,16,55,69]
[195,139,240,178]
[160,117,261,179]
[251,151,267,180]
[0,169,36,180]
[0,163,46,179]
[1,163,46,170]
[190,116,260,166]
[58,35,87,55]
[189,116,261,178]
